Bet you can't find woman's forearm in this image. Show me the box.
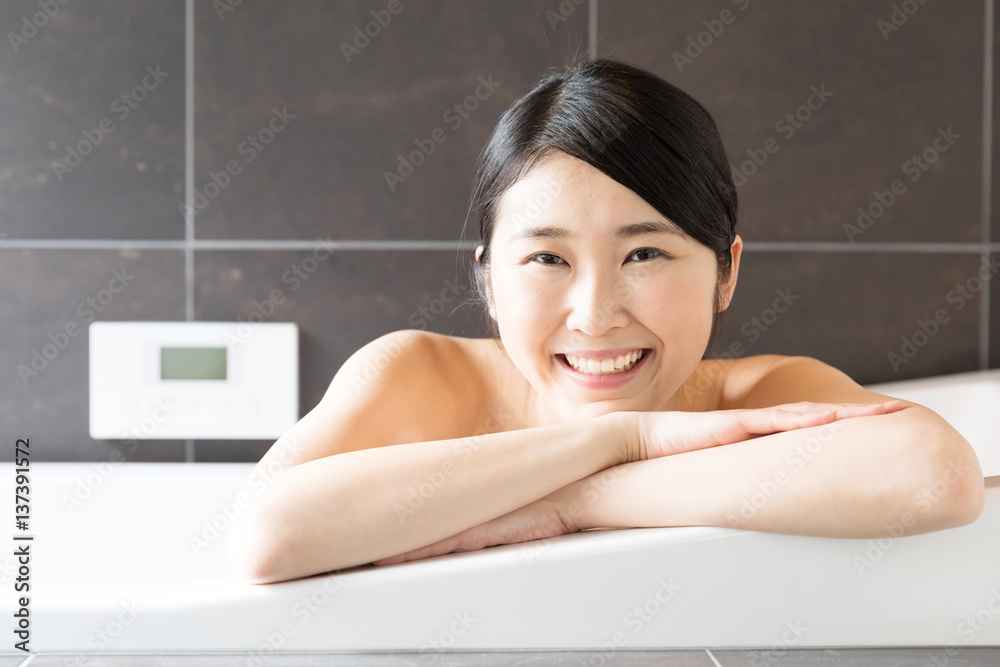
[236,411,632,582]
[556,407,984,538]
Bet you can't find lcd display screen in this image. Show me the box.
[160,347,227,380]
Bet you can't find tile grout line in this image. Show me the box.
[185,0,195,463]
[2,240,1000,252]
[705,648,724,666]
[741,242,1000,253]
[589,0,597,60]
[185,0,195,323]
[980,0,995,370]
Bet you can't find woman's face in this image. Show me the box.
[478,151,742,423]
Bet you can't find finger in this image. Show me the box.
[775,400,907,426]
[769,400,905,419]
[828,400,906,419]
[739,408,836,435]
[771,400,898,412]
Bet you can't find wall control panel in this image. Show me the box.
[89,321,298,440]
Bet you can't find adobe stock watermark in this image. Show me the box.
[346,276,471,395]
[590,574,682,663]
[221,235,336,350]
[672,0,751,73]
[61,396,178,514]
[556,252,664,355]
[384,74,501,191]
[77,600,144,658]
[680,287,799,404]
[212,0,243,21]
[7,0,71,54]
[16,267,135,386]
[887,254,999,372]
[243,576,345,666]
[731,84,833,188]
[189,435,309,556]
[503,176,565,237]
[340,0,412,62]
[724,423,839,529]
[545,0,586,31]
[844,126,960,242]
[853,457,975,574]
[179,106,296,219]
[877,0,931,41]
[420,610,477,651]
[392,405,512,524]
[520,464,632,565]
[748,620,809,667]
[921,589,1000,666]
[50,65,169,182]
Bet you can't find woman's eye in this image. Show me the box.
[627,248,666,262]
[527,253,564,265]
[526,249,669,265]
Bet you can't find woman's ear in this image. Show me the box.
[475,245,484,263]
[718,235,743,312]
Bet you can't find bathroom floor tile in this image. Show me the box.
[20,648,1000,666]
[23,650,715,666]
[711,646,1000,666]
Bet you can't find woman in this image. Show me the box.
[229,59,984,585]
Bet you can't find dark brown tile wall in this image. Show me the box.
[193,0,589,241]
[600,0,984,245]
[0,0,995,462]
[0,0,186,240]
[992,8,999,369]
[0,249,187,461]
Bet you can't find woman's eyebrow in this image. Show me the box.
[510,220,686,242]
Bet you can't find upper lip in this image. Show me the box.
[560,348,648,359]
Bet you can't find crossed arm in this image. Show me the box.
[373,356,985,565]
[554,402,980,537]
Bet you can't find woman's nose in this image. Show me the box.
[564,273,631,337]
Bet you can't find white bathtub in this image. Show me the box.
[1,368,998,655]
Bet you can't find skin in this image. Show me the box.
[367,151,984,565]
[228,151,984,582]
[228,145,984,582]
[476,150,738,428]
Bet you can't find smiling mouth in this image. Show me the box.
[557,349,648,375]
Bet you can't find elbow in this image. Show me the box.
[941,456,986,529]
[228,508,293,585]
[228,503,353,584]
[911,415,985,531]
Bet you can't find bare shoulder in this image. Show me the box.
[415,330,489,419]
[340,329,486,439]
[717,353,908,409]
[253,330,482,472]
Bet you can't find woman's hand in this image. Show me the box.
[371,497,573,566]
[635,400,904,461]
[370,401,905,565]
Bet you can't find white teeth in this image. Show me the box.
[564,350,645,375]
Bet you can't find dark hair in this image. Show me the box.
[467,57,738,354]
